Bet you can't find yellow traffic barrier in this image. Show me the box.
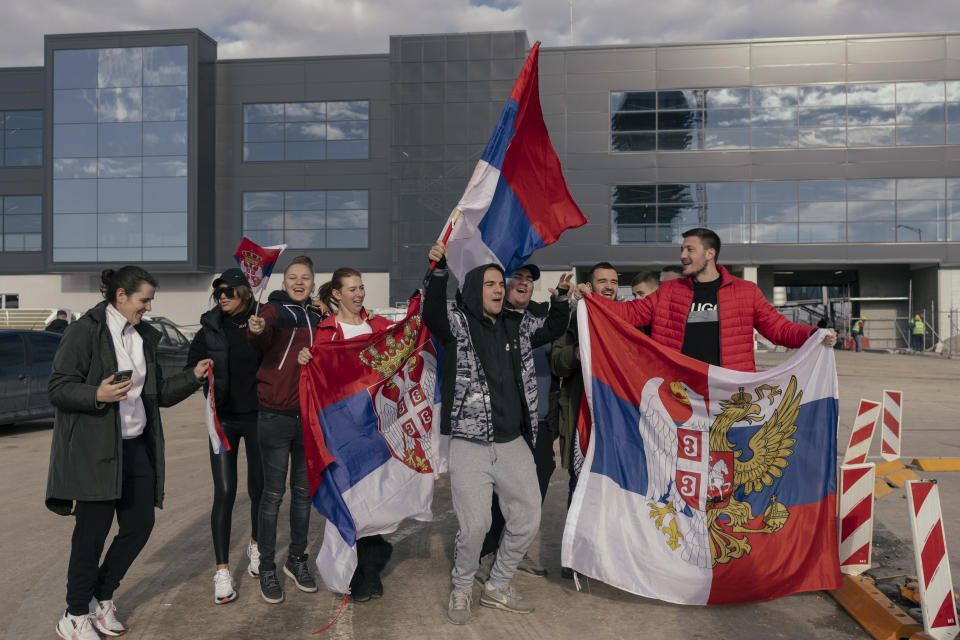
[911,458,960,472]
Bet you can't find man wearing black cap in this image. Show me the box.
[186,268,265,604]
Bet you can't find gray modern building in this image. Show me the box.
[1,27,959,349]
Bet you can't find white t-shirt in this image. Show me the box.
[105,303,147,439]
[339,320,372,340]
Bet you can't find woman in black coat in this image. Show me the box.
[46,266,209,640]
[186,268,264,605]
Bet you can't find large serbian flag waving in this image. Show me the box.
[299,293,448,593]
[562,295,842,605]
[440,42,587,283]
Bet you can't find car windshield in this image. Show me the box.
[147,321,188,347]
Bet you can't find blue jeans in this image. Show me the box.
[257,411,311,573]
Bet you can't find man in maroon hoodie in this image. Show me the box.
[247,255,325,604]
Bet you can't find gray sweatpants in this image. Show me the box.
[449,436,542,592]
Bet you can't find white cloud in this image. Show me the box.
[1,0,959,66]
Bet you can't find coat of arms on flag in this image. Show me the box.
[299,293,448,594]
[233,237,286,297]
[562,295,842,605]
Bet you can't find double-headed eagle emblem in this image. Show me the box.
[641,376,802,568]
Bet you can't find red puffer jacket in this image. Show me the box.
[592,265,814,372]
[312,310,394,344]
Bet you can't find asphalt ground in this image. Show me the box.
[2,349,959,639]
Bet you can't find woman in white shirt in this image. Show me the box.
[299,267,396,602]
[47,266,210,640]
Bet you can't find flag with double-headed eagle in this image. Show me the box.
[233,237,286,298]
[299,293,448,594]
[562,295,842,605]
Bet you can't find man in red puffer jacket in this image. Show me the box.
[581,228,836,372]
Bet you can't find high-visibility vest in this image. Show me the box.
[853,320,863,333]
[912,319,924,335]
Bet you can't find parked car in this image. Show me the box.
[0,329,61,426]
[141,315,191,379]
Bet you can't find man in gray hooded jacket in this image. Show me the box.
[423,242,571,625]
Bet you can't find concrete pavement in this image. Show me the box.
[3,349,959,639]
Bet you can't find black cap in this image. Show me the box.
[212,268,247,288]
[513,263,541,281]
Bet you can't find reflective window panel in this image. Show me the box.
[52,46,189,262]
[242,190,369,249]
[612,179,960,245]
[1,195,42,252]
[242,101,369,161]
[1,110,43,167]
[612,79,960,152]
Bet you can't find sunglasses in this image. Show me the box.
[213,286,236,300]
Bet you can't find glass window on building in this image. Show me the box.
[612,178,959,245]
[52,46,189,263]
[1,195,42,251]
[1,110,43,166]
[242,190,368,249]
[243,101,369,162]
[612,81,960,152]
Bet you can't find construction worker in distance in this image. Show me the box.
[851,315,865,352]
[911,314,924,352]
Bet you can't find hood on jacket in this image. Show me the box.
[267,289,300,305]
[457,263,505,322]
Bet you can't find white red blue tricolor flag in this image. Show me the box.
[233,237,287,298]
[299,293,448,593]
[204,362,231,454]
[441,42,587,283]
[562,295,843,605]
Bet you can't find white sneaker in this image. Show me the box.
[246,542,261,578]
[214,568,237,604]
[88,597,126,636]
[56,611,99,640]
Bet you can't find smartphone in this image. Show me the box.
[113,370,133,384]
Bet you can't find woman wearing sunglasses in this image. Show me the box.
[186,268,264,604]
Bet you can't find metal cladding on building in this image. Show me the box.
[0,28,959,348]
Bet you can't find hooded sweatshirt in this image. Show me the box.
[423,262,570,446]
[459,264,525,442]
[247,289,324,413]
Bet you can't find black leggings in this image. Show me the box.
[209,411,263,565]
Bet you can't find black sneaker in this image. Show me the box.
[259,569,284,604]
[350,568,372,602]
[284,554,318,593]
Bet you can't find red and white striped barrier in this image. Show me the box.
[842,399,881,465]
[838,463,876,576]
[880,390,903,462]
[906,480,959,640]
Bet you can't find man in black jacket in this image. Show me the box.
[423,243,570,625]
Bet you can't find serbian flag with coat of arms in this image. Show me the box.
[440,42,587,283]
[299,293,448,593]
[562,295,842,605]
[233,237,286,298]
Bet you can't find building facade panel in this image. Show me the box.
[3,28,960,340]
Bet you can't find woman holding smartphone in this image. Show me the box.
[186,268,264,604]
[46,266,209,640]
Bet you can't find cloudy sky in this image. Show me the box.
[2,0,960,65]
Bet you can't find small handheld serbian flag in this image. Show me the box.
[204,362,231,454]
[440,42,587,283]
[233,237,286,298]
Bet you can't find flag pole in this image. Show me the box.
[422,208,461,287]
